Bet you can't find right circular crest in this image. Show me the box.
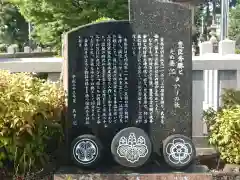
[162,134,196,169]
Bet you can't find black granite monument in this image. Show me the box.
[64,0,194,171]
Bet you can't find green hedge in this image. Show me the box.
[0,70,65,173]
[204,89,240,164]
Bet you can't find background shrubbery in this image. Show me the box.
[0,44,7,53]
[204,89,240,164]
[235,49,240,54]
[93,17,115,23]
[0,70,65,174]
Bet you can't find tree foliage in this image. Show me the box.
[193,0,220,45]
[9,0,128,52]
[0,0,28,46]
[229,3,240,47]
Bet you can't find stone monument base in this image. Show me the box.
[54,165,212,180]
[54,173,212,180]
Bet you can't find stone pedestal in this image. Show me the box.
[54,173,212,180]
[54,165,211,180]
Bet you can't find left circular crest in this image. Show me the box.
[71,134,103,167]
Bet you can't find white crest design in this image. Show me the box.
[73,139,98,165]
[117,133,148,163]
[165,138,193,165]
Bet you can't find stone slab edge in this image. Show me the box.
[54,173,212,180]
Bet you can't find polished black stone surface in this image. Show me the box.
[129,0,192,154]
[64,0,192,168]
[66,21,135,158]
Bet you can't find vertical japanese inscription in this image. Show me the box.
[142,34,149,124]
[136,34,143,123]
[177,41,184,76]
[153,34,160,123]
[123,37,129,123]
[72,74,77,126]
[135,34,165,124]
[132,34,137,56]
[84,38,90,125]
[112,35,118,124]
[95,35,101,124]
[90,36,95,124]
[101,36,107,124]
[174,41,184,109]
[117,35,124,123]
[148,36,154,123]
[168,41,185,110]
[159,37,165,124]
[107,35,112,124]
[82,34,129,126]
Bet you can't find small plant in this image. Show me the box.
[0,44,7,53]
[204,89,240,164]
[208,106,240,164]
[0,70,65,174]
[202,107,218,134]
[235,49,240,54]
[221,88,240,108]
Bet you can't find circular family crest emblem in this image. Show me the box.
[162,134,196,169]
[71,134,103,167]
[111,127,152,168]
